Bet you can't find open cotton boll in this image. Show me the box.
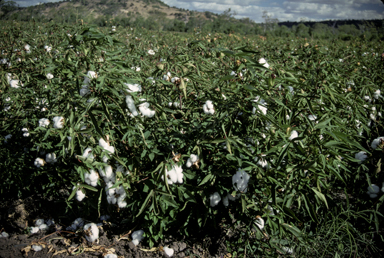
[210,192,221,207]
[131,66,141,72]
[4,134,12,143]
[74,187,86,202]
[32,245,43,252]
[104,254,118,258]
[67,218,85,231]
[289,130,298,140]
[252,96,267,115]
[148,49,155,55]
[232,169,250,193]
[38,224,49,231]
[45,153,57,164]
[125,96,139,117]
[373,89,381,100]
[371,137,384,149]
[281,246,294,255]
[82,147,94,162]
[163,72,171,81]
[203,100,215,115]
[124,83,142,93]
[83,223,99,243]
[44,45,52,52]
[254,216,265,230]
[105,181,116,196]
[222,195,229,207]
[34,158,45,168]
[46,73,54,80]
[22,128,29,137]
[30,227,39,234]
[131,230,145,246]
[100,215,111,221]
[258,58,270,68]
[355,151,367,164]
[138,102,156,118]
[35,219,45,226]
[0,232,9,238]
[52,116,64,129]
[163,246,174,257]
[38,118,50,128]
[99,165,115,183]
[186,154,199,168]
[367,184,380,198]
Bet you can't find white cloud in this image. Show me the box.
[15,0,62,7]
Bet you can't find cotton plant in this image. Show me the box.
[203,100,215,115]
[83,223,99,243]
[131,230,145,246]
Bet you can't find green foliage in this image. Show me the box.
[1,21,384,256]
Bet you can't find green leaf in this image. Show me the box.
[311,188,329,209]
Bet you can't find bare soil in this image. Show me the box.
[0,196,230,258]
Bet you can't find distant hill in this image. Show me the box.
[1,0,216,25]
[278,19,384,29]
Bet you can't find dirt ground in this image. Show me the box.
[0,196,230,258]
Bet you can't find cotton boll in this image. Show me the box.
[281,246,294,255]
[22,128,29,137]
[289,130,298,140]
[186,159,193,168]
[4,134,12,143]
[105,182,116,196]
[209,192,221,207]
[32,245,43,252]
[82,147,94,161]
[34,158,45,168]
[371,137,384,149]
[138,102,156,118]
[254,217,264,230]
[355,151,367,164]
[76,189,86,202]
[373,90,381,100]
[52,116,64,129]
[125,96,139,116]
[367,184,380,198]
[83,223,99,243]
[0,232,9,238]
[118,200,127,208]
[107,195,117,204]
[148,49,155,55]
[124,83,142,93]
[38,224,48,231]
[258,58,270,68]
[38,118,50,127]
[203,100,215,115]
[232,169,250,193]
[45,153,57,164]
[100,215,110,221]
[30,227,39,234]
[46,73,54,80]
[35,219,45,227]
[222,195,229,207]
[131,230,144,246]
[104,254,118,258]
[163,246,174,257]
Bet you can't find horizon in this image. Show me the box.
[12,0,384,23]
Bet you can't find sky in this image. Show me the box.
[13,0,384,23]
